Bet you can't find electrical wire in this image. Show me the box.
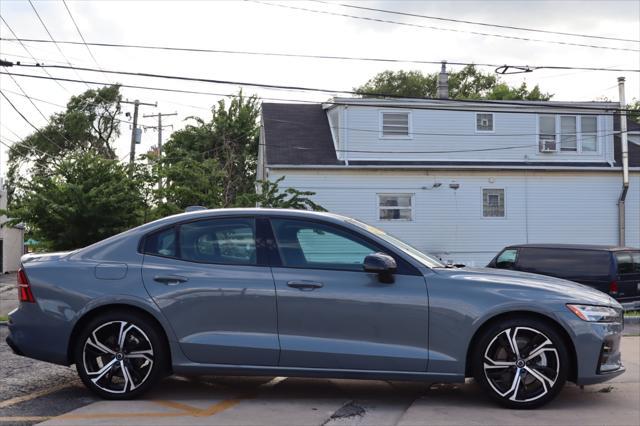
[2,36,639,73]
[8,63,633,115]
[28,0,91,89]
[61,0,107,77]
[251,1,640,53]
[314,1,640,43]
[0,15,70,93]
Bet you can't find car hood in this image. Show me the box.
[433,267,618,307]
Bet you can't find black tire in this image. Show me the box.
[74,310,168,400]
[472,317,569,409]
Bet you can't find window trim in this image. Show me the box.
[379,110,412,140]
[475,112,495,133]
[139,215,267,267]
[377,193,414,222]
[481,187,506,219]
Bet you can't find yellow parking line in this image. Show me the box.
[152,399,202,414]
[0,416,51,422]
[0,382,78,408]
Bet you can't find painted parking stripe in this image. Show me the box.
[0,381,78,408]
[0,416,52,423]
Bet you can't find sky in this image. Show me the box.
[0,0,639,176]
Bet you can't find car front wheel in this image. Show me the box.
[473,318,569,409]
[74,311,167,399]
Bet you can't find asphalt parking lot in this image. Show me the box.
[1,322,638,426]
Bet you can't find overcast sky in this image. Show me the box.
[1,0,639,176]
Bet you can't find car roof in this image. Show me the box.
[504,243,638,252]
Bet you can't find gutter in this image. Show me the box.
[267,164,640,172]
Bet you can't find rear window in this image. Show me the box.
[615,251,640,275]
[516,248,610,277]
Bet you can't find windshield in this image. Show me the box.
[346,218,445,268]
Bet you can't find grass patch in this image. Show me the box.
[0,315,8,322]
[624,310,640,317]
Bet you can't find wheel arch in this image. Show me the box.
[464,310,578,383]
[66,303,172,370]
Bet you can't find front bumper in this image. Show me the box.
[557,310,626,385]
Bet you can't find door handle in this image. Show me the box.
[153,275,188,285]
[287,280,324,291]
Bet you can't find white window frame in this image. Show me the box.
[377,193,414,221]
[537,114,601,154]
[379,110,412,140]
[475,112,495,133]
[481,188,506,219]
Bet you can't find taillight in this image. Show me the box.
[17,267,35,303]
[609,280,618,295]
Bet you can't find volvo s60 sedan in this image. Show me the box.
[6,209,625,408]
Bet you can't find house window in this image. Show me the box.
[483,189,505,217]
[378,194,413,221]
[560,116,577,151]
[380,112,410,138]
[539,115,557,152]
[581,116,598,152]
[476,113,494,132]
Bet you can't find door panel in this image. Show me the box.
[141,217,279,366]
[269,218,429,372]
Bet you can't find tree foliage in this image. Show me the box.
[4,153,146,250]
[237,177,326,211]
[355,65,552,100]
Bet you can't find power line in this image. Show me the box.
[0,15,70,93]
[2,70,633,117]
[61,0,105,74]
[0,90,65,152]
[28,0,91,89]
[2,69,49,122]
[1,36,639,73]
[315,1,640,43]
[9,62,634,114]
[251,1,640,53]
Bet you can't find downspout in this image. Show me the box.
[617,77,629,246]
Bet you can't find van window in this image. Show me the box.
[516,248,610,277]
[615,251,640,275]
[495,249,518,269]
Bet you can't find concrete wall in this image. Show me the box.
[269,169,640,266]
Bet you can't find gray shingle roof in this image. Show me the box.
[262,103,342,166]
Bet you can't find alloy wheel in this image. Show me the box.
[483,326,560,403]
[82,321,155,394]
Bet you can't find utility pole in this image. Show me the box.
[143,112,177,190]
[122,99,156,171]
[617,77,629,246]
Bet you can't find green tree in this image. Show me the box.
[355,65,552,100]
[3,153,147,250]
[236,177,326,211]
[628,99,640,124]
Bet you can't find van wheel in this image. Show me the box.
[473,318,569,409]
[74,311,168,399]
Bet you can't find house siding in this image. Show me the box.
[269,169,640,266]
[336,106,614,164]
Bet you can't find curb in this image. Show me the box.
[624,316,640,324]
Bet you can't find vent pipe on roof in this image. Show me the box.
[437,61,449,99]
[617,76,629,246]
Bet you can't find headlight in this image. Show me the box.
[566,304,620,322]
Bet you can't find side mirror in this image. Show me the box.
[363,252,397,283]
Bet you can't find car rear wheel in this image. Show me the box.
[473,318,569,409]
[74,311,168,399]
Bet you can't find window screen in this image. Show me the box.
[476,113,494,131]
[581,116,598,152]
[381,112,410,137]
[560,116,577,151]
[378,194,413,220]
[482,189,505,217]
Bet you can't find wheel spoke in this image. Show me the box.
[88,331,116,355]
[525,365,556,387]
[507,368,523,400]
[117,322,135,349]
[120,360,137,391]
[88,358,118,383]
[508,328,521,359]
[525,343,555,362]
[127,350,154,363]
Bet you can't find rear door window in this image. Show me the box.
[616,251,640,275]
[516,248,610,278]
[179,218,257,265]
[143,227,177,257]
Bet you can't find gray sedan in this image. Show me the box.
[6,209,625,408]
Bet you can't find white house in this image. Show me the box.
[258,97,640,266]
